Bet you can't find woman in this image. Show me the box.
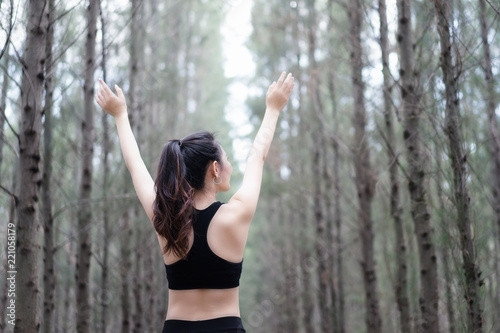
[95,72,294,332]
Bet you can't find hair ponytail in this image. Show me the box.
[153,132,222,258]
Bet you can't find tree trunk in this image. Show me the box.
[1,165,17,332]
[0,42,9,179]
[306,1,333,331]
[433,1,483,331]
[479,0,500,251]
[15,0,48,331]
[76,1,98,332]
[283,217,300,333]
[42,0,56,331]
[165,3,181,135]
[326,75,342,333]
[144,241,157,333]
[121,211,132,333]
[312,140,332,332]
[378,1,411,332]
[301,248,315,333]
[129,2,145,330]
[433,133,457,333]
[129,0,144,136]
[62,240,73,333]
[147,0,160,130]
[282,54,303,332]
[326,3,345,330]
[98,1,111,332]
[478,0,500,327]
[133,227,144,333]
[143,5,157,330]
[347,1,382,332]
[441,246,457,333]
[492,228,500,333]
[396,1,440,331]
[0,38,10,333]
[329,76,345,333]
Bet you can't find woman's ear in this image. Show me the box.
[211,161,220,176]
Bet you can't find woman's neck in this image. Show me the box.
[193,188,217,210]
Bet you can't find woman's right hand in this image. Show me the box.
[95,79,127,117]
[265,72,294,112]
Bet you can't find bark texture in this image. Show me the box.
[478,2,500,325]
[42,0,56,331]
[479,0,500,249]
[1,165,17,332]
[133,229,144,333]
[129,0,144,136]
[330,77,345,333]
[301,248,315,333]
[348,1,382,332]
[0,45,10,332]
[327,3,345,331]
[433,1,483,331]
[121,211,132,333]
[129,2,145,330]
[433,121,458,333]
[75,1,98,332]
[307,1,333,331]
[283,217,300,333]
[99,1,111,332]
[378,0,411,332]
[396,0,440,332]
[15,0,48,331]
[0,42,9,178]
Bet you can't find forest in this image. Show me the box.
[0,0,499,332]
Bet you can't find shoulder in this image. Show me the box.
[216,200,253,227]
[209,202,251,258]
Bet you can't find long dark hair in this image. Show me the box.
[153,131,222,258]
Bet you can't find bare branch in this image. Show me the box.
[52,0,84,24]
[0,100,19,140]
[374,120,410,181]
[485,0,500,16]
[52,193,137,221]
[0,182,16,200]
[0,0,19,61]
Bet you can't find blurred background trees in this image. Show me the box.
[0,0,499,332]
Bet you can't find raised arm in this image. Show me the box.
[95,79,155,221]
[228,72,294,222]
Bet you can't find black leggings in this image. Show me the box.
[161,316,246,333]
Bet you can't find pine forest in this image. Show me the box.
[0,0,499,332]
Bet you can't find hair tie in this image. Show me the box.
[178,140,182,147]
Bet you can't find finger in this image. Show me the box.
[98,84,109,98]
[99,79,111,96]
[266,81,276,94]
[95,95,103,108]
[283,74,294,89]
[96,92,104,105]
[276,72,286,86]
[115,84,123,98]
[96,89,105,102]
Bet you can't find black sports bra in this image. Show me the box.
[164,202,243,290]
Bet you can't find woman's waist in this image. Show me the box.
[166,287,240,320]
